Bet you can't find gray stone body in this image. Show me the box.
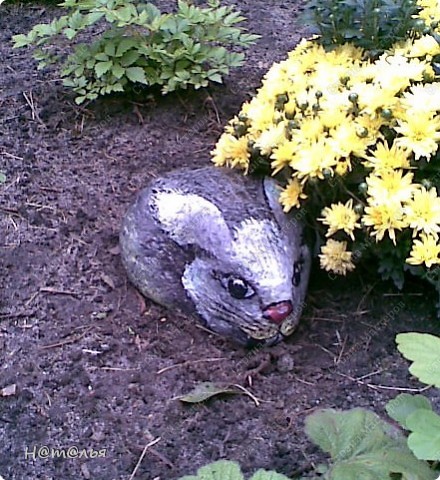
[120,166,311,346]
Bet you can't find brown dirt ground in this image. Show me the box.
[1,1,440,479]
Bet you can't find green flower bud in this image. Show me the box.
[357,127,368,138]
[348,92,358,103]
[358,182,368,195]
[297,101,309,111]
[315,90,323,99]
[312,103,320,112]
[354,203,364,215]
[233,123,247,137]
[287,120,299,129]
[380,108,393,120]
[421,179,433,189]
[323,168,333,179]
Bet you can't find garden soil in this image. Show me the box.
[1,1,440,479]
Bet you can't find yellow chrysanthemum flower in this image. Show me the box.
[394,111,440,160]
[211,134,250,170]
[363,141,411,172]
[401,84,440,113]
[319,199,361,240]
[404,186,440,238]
[362,202,409,243]
[407,34,440,58]
[290,139,338,181]
[270,139,299,175]
[366,170,416,204]
[319,239,355,275]
[242,98,276,134]
[329,122,371,158]
[406,233,440,268]
[255,122,287,155]
[279,178,307,212]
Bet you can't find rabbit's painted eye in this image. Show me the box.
[292,258,303,287]
[220,274,255,299]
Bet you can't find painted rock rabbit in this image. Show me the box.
[120,166,311,346]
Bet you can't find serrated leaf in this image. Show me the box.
[95,61,112,77]
[111,63,124,79]
[305,408,435,480]
[63,28,77,40]
[178,382,236,403]
[115,38,137,57]
[406,409,440,461]
[396,333,440,387]
[12,34,30,48]
[250,470,290,480]
[179,460,244,480]
[125,66,148,84]
[386,394,432,429]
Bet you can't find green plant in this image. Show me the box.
[304,407,435,479]
[178,460,289,480]
[13,0,259,104]
[385,332,440,462]
[212,0,440,310]
[302,0,428,55]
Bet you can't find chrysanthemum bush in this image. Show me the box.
[211,0,440,308]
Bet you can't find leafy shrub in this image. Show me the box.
[302,0,427,55]
[304,407,436,479]
[13,0,259,104]
[178,460,289,480]
[211,0,440,309]
[386,332,440,462]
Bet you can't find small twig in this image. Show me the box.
[157,357,227,375]
[128,437,161,480]
[1,151,24,161]
[232,384,261,407]
[337,372,432,392]
[23,91,44,125]
[40,287,79,297]
[39,326,93,350]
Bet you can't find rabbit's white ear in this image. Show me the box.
[263,177,303,234]
[151,190,232,254]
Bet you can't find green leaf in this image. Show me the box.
[12,34,30,48]
[386,394,432,429]
[115,37,137,57]
[94,61,112,77]
[396,332,440,387]
[207,72,223,83]
[406,409,440,460]
[179,460,244,480]
[125,66,148,84]
[305,408,435,480]
[63,28,77,40]
[249,470,290,480]
[104,41,116,57]
[178,382,236,403]
[0,172,6,184]
[120,50,140,67]
[111,63,124,79]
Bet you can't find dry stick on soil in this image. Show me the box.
[337,372,433,392]
[22,91,44,125]
[156,357,228,375]
[233,383,262,407]
[129,437,161,480]
[39,326,94,350]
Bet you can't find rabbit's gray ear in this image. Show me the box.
[151,190,232,254]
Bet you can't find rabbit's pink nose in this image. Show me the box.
[263,301,293,325]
